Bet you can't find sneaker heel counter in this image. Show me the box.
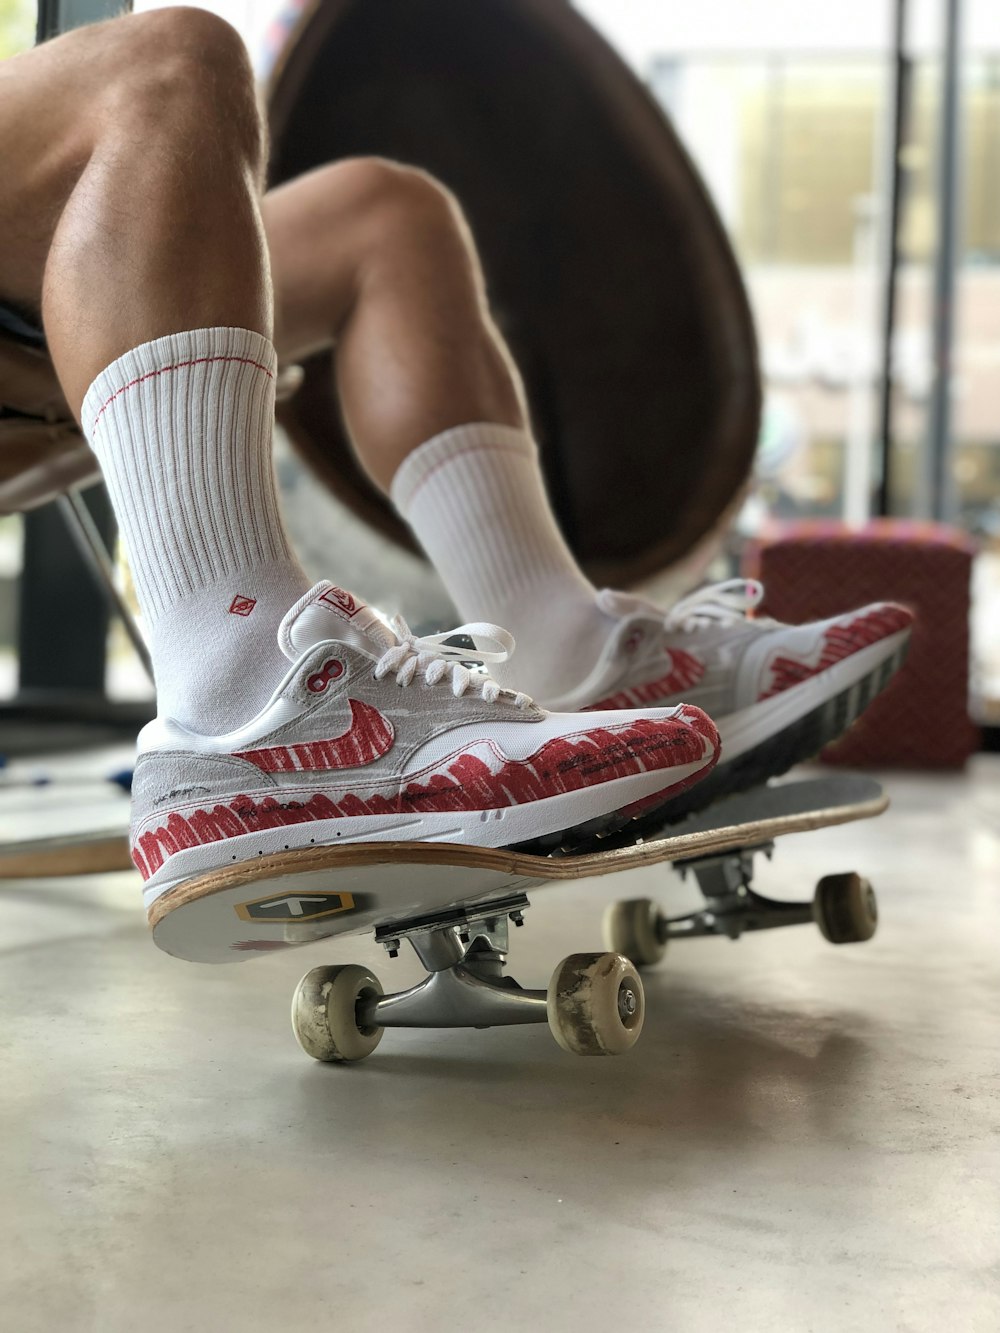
[130,751,270,834]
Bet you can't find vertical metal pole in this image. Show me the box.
[57,491,154,683]
[762,55,785,262]
[875,0,910,518]
[35,0,59,43]
[926,0,963,523]
[843,194,878,526]
[37,0,129,42]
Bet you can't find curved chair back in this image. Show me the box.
[266,0,760,584]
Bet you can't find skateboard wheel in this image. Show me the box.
[602,897,666,967]
[813,873,878,944]
[291,964,384,1062]
[546,952,645,1056]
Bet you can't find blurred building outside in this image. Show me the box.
[0,0,997,719]
[578,0,999,721]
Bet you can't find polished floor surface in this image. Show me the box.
[1,759,998,1332]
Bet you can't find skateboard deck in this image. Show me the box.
[151,774,886,964]
[0,781,131,878]
[0,829,132,878]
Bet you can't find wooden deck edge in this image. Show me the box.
[148,792,889,930]
[0,834,133,879]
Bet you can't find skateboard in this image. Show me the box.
[0,778,132,877]
[150,774,887,1064]
[0,829,132,877]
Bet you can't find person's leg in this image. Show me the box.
[265,158,912,811]
[2,66,718,895]
[264,158,613,699]
[0,6,269,412]
[0,8,310,730]
[266,159,522,478]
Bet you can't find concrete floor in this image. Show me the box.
[1,760,998,1332]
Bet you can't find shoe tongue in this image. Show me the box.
[278,582,395,661]
[596,587,661,624]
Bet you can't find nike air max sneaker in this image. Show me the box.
[131,583,719,911]
[541,579,912,819]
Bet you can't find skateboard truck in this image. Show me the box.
[667,842,817,940]
[604,845,879,966]
[291,893,645,1063]
[367,895,549,1030]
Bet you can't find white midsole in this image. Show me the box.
[718,629,909,763]
[140,753,713,912]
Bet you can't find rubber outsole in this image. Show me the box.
[510,749,718,856]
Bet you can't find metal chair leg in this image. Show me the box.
[57,487,154,685]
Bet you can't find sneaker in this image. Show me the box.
[540,579,913,818]
[131,583,719,913]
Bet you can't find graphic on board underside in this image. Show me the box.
[235,890,357,923]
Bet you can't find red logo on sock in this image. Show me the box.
[229,595,257,617]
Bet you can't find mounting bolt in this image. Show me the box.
[618,983,639,1020]
[510,911,524,928]
[459,930,470,944]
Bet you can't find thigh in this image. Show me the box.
[0,14,164,312]
[0,44,95,310]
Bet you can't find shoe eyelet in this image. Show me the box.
[307,658,344,694]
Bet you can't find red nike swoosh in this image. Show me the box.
[233,699,395,772]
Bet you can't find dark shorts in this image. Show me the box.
[0,300,45,348]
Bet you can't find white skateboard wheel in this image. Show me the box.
[813,873,878,944]
[291,964,384,1062]
[602,897,667,967]
[546,952,645,1056]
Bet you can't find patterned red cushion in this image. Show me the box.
[743,520,978,768]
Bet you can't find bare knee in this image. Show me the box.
[326,158,474,257]
[117,7,254,87]
[348,159,463,227]
[103,8,264,173]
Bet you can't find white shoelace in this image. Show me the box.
[372,616,532,708]
[663,579,767,633]
[598,579,768,636]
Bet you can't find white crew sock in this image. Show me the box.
[82,327,310,733]
[391,423,609,702]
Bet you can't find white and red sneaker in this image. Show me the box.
[540,579,913,817]
[131,583,719,915]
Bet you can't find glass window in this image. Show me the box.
[0,0,35,59]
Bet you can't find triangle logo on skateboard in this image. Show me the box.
[235,890,356,923]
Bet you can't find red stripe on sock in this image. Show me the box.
[91,354,275,432]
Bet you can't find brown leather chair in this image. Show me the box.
[0,327,99,516]
[0,310,153,684]
[0,316,138,875]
